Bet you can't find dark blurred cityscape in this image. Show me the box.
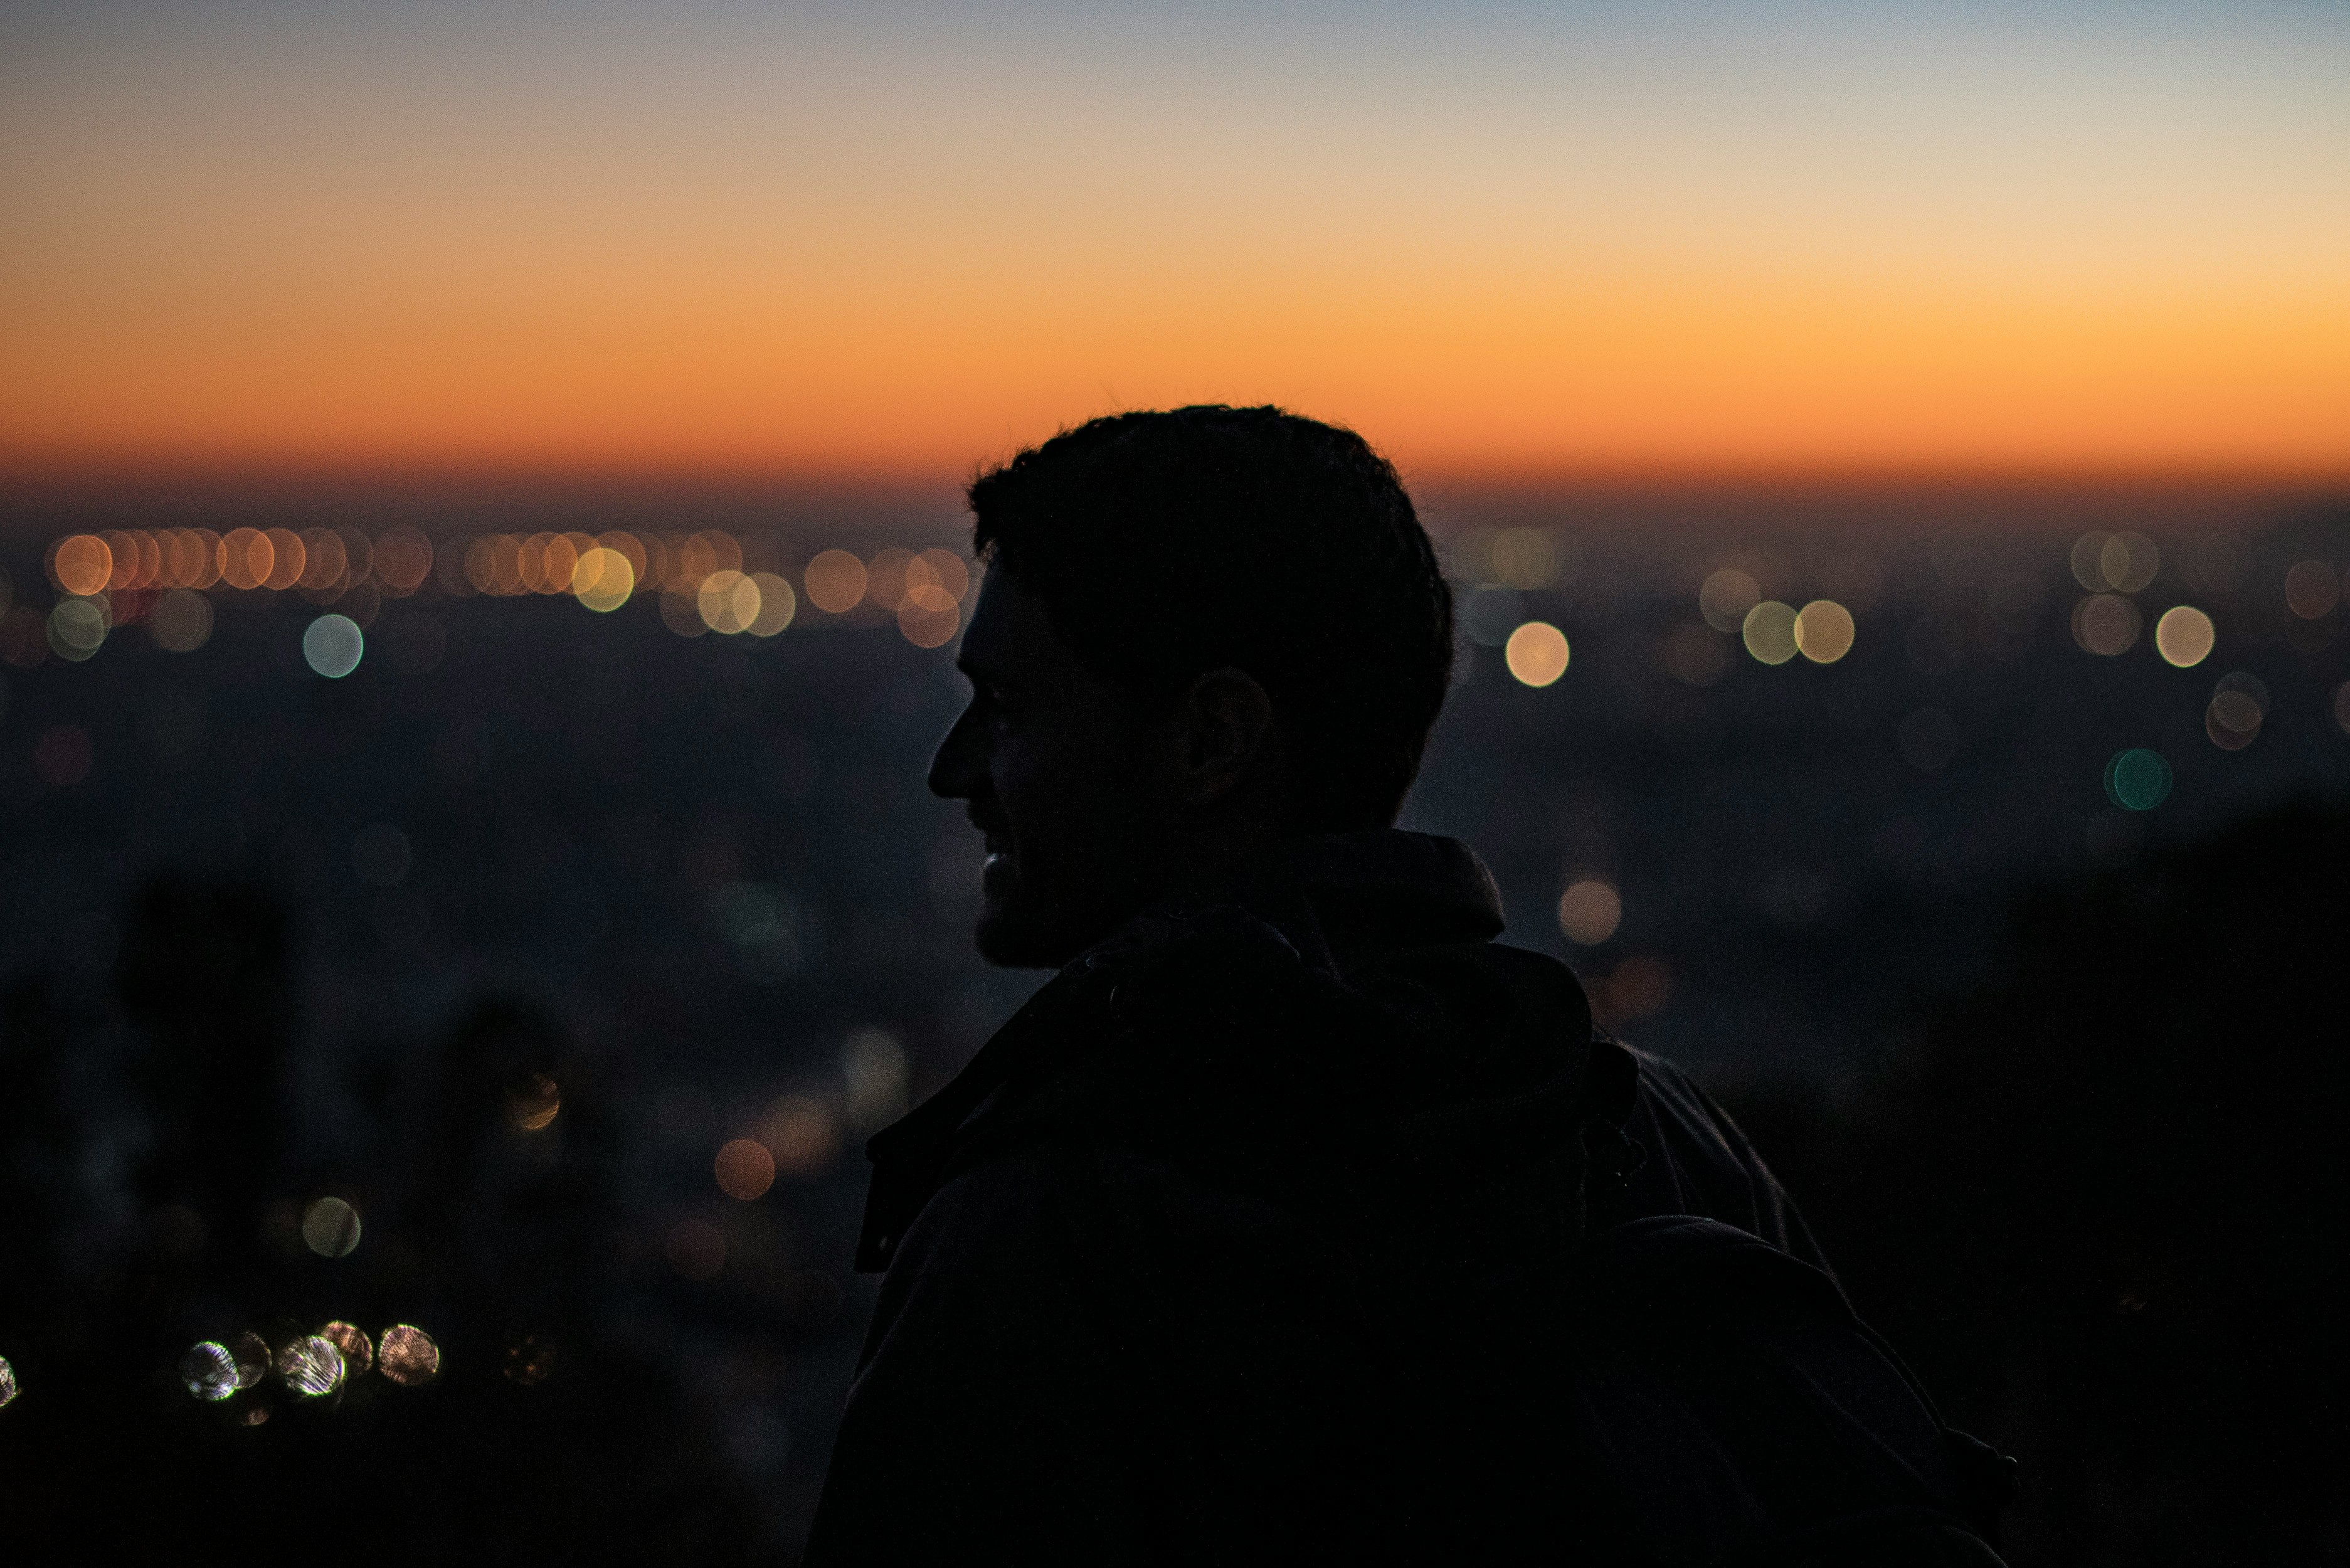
[2,481,2346,1564]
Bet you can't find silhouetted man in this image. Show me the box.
[809,408,2005,1563]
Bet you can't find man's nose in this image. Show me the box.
[928,702,982,801]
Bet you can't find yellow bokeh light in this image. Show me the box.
[506,1072,561,1131]
[570,546,635,612]
[1557,879,1622,945]
[377,1325,440,1386]
[2154,605,2215,667]
[910,548,971,604]
[697,568,761,633]
[1504,621,1570,686]
[1741,601,1799,664]
[536,533,581,595]
[51,535,112,597]
[804,549,867,615]
[596,531,648,586]
[1793,600,1855,664]
[866,546,916,611]
[898,590,960,649]
[747,572,797,636]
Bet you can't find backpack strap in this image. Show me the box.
[1565,1217,2016,1567]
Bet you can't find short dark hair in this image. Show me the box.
[969,405,1453,830]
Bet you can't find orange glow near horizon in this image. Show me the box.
[3,4,2346,486]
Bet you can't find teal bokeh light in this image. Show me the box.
[2104,748,2173,812]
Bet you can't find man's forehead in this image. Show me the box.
[955,569,1056,678]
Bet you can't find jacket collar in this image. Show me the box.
[852,832,1505,1272]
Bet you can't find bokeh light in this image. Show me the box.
[2336,679,2350,736]
[299,528,348,593]
[1741,601,1799,665]
[262,528,307,591]
[747,573,797,636]
[909,549,971,604]
[228,1332,270,1390]
[697,569,761,634]
[2284,560,2340,620]
[275,1335,346,1397]
[320,1322,373,1377]
[220,528,270,590]
[503,1333,558,1387]
[51,535,112,597]
[1504,622,1570,687]
[301,1196,363,1258]
[803,549,867,615]
[377,1325,440,1386]
[302,614,365,677]
[507,1073,561,1131]
[2071,531,2159,593]
[571,546,636,612]
[2071,594,2141,656]
[1698,568,1760,633]
[1557,879,1622,945]
[1480,529,1556,591]
[149,589,214,653]
[2206,672,2268,751]
[0,1355,18,1409]
[759,1094,839,1177]
[2153,606,2216,667]
[716,1137,778,1201]
[865,546,916,612]
[167,529,225,589]
[842,1030,910,1133]
[1793,600,1855,664]
[2104,748,2173,811]
[373,529,433,595]
[181,1342,239,1401]
[47,598,107,661]
[897,591,960,649]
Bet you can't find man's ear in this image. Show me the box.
[1170,667,1276,806]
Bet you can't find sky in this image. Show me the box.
[2,0,2345,484]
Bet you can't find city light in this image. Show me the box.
[2154,607,2216,668]
[1504,622,1570,687]
[2104,749,2173,812]
[301,1196,363,1259]
[1793,600,1855,664]
[304,613,366,677]
[1742,601,1799,665]
[1557,879,1622,945]
[377,1326,441,1386]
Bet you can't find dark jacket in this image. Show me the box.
[807,832,1848,1562]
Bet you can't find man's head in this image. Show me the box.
[928,405,1453,967]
